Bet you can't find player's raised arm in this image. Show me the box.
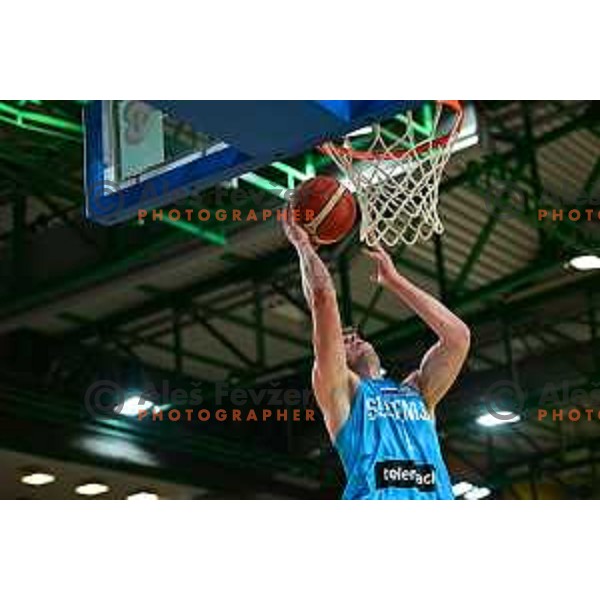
[282,211,354,438]
[364,244,470,411]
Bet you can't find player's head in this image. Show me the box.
[342,326,381,377]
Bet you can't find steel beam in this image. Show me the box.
[10,195,27,295]
[254,284,267,368]
[191,309,257,369]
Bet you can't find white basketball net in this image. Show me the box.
[322,101,463,247]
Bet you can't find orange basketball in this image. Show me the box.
[292,176,357,245]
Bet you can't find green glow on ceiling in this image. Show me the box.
[271,161,311,185]
[305,154,316,177]
[421,102,434,133]
[240,172,288,200]
[394,102,435,137]
[0,101,82,141]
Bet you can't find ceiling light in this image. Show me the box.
[464,486,491,500]
[568,255,600,271]
[127,491,159,500]
[476,411,521,427]
[21,472,55,486]
[118,394,154,417]
[75,483,110,496]
[77,436,159,468]
[452,481,474,497]
[347,125,373,137]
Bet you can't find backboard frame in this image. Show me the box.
[84,100,423,225]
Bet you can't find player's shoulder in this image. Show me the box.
[311,363,356,399]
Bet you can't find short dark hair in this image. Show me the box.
[342,326,363,337]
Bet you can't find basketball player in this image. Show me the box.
[283,213,470,500]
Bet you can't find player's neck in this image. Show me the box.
[355,357,383,380]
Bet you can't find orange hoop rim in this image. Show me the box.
[318,100,464,161]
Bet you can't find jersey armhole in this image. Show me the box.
[400,374,436,420]
[332,374,362,447]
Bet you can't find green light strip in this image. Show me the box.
[421,102,434,133]
[240,172,288,200]
[0,101,82,140]
[305,154,316,177]
[394,103,434,137]
[0,115,79,142]
[271,161,311,183]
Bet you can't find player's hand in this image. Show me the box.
[282,206,316,249]
[362,243,397,285]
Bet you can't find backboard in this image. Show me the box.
[83,100,424,224]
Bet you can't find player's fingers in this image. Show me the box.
[362,248,383,262]
[372,243,389,259]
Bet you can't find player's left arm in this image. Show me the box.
[364,244,470,411]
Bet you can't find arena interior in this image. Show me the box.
[0,99,599,500]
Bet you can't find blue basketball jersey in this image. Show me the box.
[334,377,454,500]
